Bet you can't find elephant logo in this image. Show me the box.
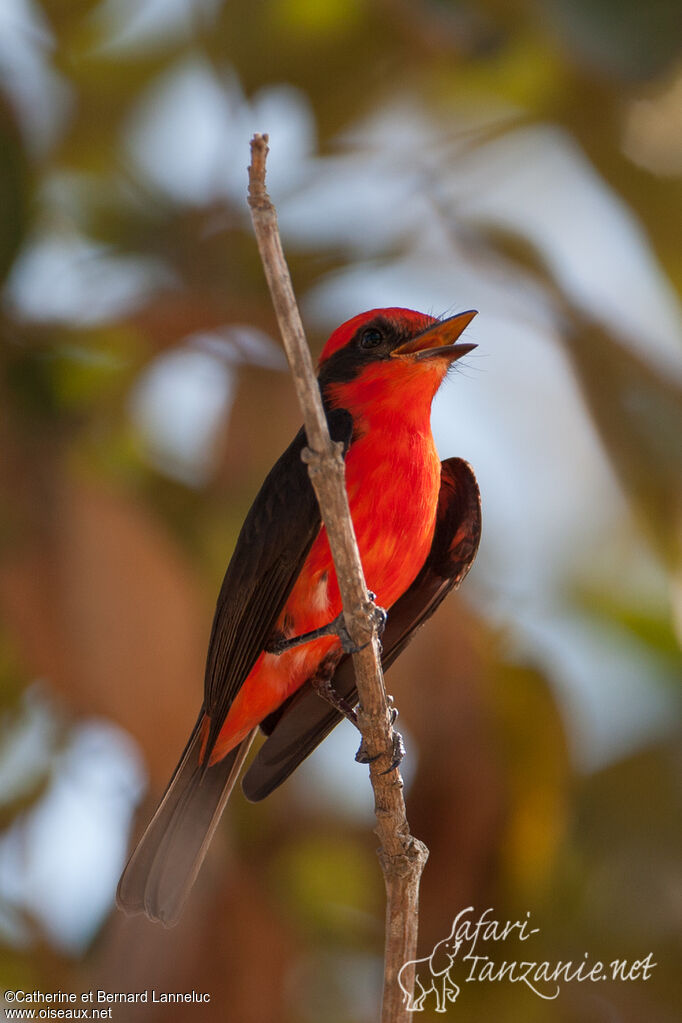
[397,922,463,1012]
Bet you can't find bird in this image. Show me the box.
[117,307,481,926]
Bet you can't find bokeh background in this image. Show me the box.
[0,1,681,1020]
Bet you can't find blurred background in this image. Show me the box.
[0,0,680,1020]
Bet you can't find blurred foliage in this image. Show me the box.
[0,100,30,286]
[475,223,682,565]
[0,0,680,1021]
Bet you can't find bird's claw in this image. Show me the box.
[338,597,387,655]
[380,729,406,774]
[366,592,387,637]
[337,621,369,656]
[354,739,378,765]
[354,714,405,773]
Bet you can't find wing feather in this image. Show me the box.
[117,407,353,921]
[202,408,353,757]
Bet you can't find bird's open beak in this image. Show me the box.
[391,310,478,362]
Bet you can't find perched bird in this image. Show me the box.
[117,307,481,925]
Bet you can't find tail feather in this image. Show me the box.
[117,719,256,926]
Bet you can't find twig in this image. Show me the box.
[247,134,428,1022]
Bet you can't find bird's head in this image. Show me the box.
[317,307,477,424]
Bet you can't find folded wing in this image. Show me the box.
[202,407,353,758]
[117,408,353,923]
[241,456,481,802]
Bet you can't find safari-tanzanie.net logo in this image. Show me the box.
[397,907,656,1013]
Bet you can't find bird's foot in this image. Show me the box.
[355,729,405,773]
[366,592,388,636]
[266,593,387,657]
[354,698,405,773]
[333,592,387,655]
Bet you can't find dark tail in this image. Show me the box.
[117,717,255,926]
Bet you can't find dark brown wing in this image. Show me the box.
[117,407,353,923]
[202,407,353,758]
[241,456,481,802]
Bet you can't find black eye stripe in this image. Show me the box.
[319,319,407,389]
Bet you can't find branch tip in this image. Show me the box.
[248,133,271,207]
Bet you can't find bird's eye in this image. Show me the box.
[360,328,384,349]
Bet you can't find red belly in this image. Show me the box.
[208,427,441,763]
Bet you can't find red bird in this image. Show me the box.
[117,307,481,925]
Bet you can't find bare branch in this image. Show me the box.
[247,133,428,1022]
